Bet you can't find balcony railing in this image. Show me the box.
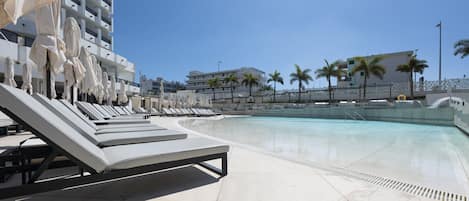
[117,78,140,87]
[85,28,98,37]
[71,0,81,5]
[103,0,112,7]
[102,16,112,25]
[85,6,97,16]
[102,36,112,44]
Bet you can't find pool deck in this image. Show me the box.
[0,116,435,201]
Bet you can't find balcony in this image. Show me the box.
[101,16,112,31]
[63,0,80,12]
[101,40,110,49]
[103,0,112,7]
[84,32,96,43]
[81,39,98,55]
[116,79,140,94]
[100,0,111,12]
[85,6,96,21]
[99,47,115,61]
[101,20,110,31]
[85,28,97,42]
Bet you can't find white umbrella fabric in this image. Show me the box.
[29,0,65,98]
[158,79,164,110]
[21,62,33,94]
[79,47,98,96]
[3,56,16,87]
[63,17,85,101]
[110,75,117,103]
[118,80,127,105]
[102,72,109,104]
[0,0,55,28]
[94,61,104,104]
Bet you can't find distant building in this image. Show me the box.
[186,67,266,96]
[338,50,413,88]
[140,75,186,96]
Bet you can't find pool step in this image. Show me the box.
[330,167,468,201]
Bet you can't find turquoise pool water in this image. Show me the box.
[180,116,469,194]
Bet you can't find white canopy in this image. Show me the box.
[94,58,104,103]
[79,46,98,95]
[21,62,33,94]
[3,56,16,87]
[158,80,164,110]
[102,72,109,104]
[29,0,65,98]
[110,75,117,102]
[63,17,85,101]
[0,0,55,28]
[118,80,128,105]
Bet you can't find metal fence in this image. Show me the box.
[211,78,469,104]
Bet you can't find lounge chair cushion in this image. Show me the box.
[95,125,165,134]
[97,130,187,147]
[104,138,229,170]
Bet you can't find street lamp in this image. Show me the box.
[436,21,442,86]
[217,61,222,72]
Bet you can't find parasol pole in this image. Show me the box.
[46,51,52,99]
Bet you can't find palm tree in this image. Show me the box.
[207,77,221,100]
[290,64,313,102]
[241,73,259,97]
[351,57,386,100]
[454,39,469,58]
[223,74,238,103]
[315,60,346,103]
[396,54,428,99]
[267,70,284,102]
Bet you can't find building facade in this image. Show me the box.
[0,0,139,95]
[186,67,266,97]
[140,75,186,96]
[338,50,413,88]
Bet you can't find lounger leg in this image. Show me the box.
[79,167,84,176]
[0,127,6,135]
[28,150,58,184]
[221,153,228,176]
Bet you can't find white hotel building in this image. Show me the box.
[0,0,140,95]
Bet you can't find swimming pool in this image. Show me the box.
[180,116,469,195]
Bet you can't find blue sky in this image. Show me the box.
[114,0,469,89]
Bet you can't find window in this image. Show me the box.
[349,60,355,65]
[360,72,364,76]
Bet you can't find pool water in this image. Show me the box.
[180,116,469,194]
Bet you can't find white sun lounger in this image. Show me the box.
[59,100,158,131]
[162,108,175,116]
[32,94,187,146]
[75,101,150,124]
[0,84,228,198]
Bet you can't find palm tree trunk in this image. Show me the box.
[298,82,301,102]
[212,88,215,100]
[230,83,234,103]
[409,71,414,99]
[363,77,367,101]
[328,77,332,103]
[249,84,252,97]
[273,82,276,102]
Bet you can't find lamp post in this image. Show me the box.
[436,21,442,86]
[217,61,222,72]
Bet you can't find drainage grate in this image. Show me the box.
[329,167,468,201]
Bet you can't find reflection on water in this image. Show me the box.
[180,116,469,194]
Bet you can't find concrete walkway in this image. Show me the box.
[2,116,433,201]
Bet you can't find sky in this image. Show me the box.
[114,0,469,89]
